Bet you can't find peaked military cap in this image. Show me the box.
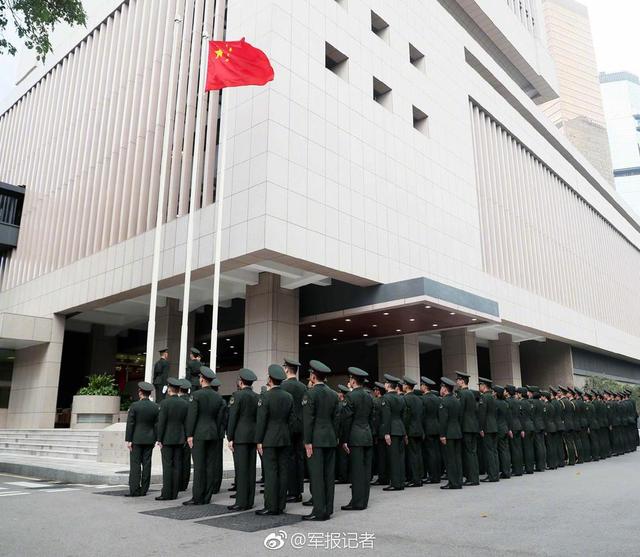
[440,377,456,388]
[540,390,550,398]
[179,378,191,390]
[158,347,169,354]
[574,387,583,395]
[383,373,401,385]
[549,386,558,395]
[455,371,470,379]
[492,385,505,395]
[348,366,369,378]
[309,360,331,375]
[268,364,286,381]
[284,357,301,368]
[338,384,350,394]
[190,347,201,356]
[239,368,257,382]
[478,377,492,386]
[374,381,386,390]
[199,366,216,380]
[421,376,436,386]
[505,384,516,395]
[526,385,540,393]
[138,381,154,393]
[167,377,182,388]
[211,377,221,387]
[517,386,528,395]
[403,376,417,386]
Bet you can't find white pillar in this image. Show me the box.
[489,333,522,387]
[441,329,479,388]
[377,333,420,383]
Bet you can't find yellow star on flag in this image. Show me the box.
[215,48,224,58]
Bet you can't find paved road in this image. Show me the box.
[2,451,638,557]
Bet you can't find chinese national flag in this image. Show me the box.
[205,38,274,91]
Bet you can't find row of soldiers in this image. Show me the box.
[127,356,638,521]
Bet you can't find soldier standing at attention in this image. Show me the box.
[584,391,600,463]
[227,368,259,512]
[156,377,189,501]
[302,360,340,522]
[478,377,499,482]
[153,348,170,402]
[505,385,524,476]
[178,379,193,491]
[370,382,388,486]
[518,387,535,473]
[541,390,557,470]
[340,367,374,510]
[438,377,463,489]
[183,367,225,506]
[255,365,294,516]
[455,371,480,487]
[380,374,407,492]
[528,386,547,472]
[420,377,441,484]
[402,377,424,487]
[186,348,202,392]
[210,376,226,495]
[336,384,351,484]
[549,388,566,469]
[493,385,512,479]
[125,382,159,497]
[280,358,306,503]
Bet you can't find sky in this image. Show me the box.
[0,1,639,103]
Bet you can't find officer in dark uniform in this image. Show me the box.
[186,348,202,392]
[438,377,463,489]
[125,381,159,497]
[184,366,225,506]
[178,379,193,490]
[420,377,441,484]
[153,348,170,402]
[280,358,306,503]
[541,390,556,470]
[402,376,424,487]
[370,381,388,485]
[227,368,259,511]
[455,371,480,486]
[210,376,226,495]
[156,377,189,500]
[493,385,512,479]
[594,390,610,459]
[549,387,565,468]
[380,374,406,492]
[336,384,351,484]
[518,386,535,473]
[574,387,590,462]
[560,386,578,465]
[302,360,340,521]
[478,377,499,482]
[528,386,546,472]
[255,364,294,516]
[505,385,523,476]
[341,367,374,510]
[584,390,600,462]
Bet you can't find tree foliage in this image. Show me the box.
[584,375,640,411]
[0,0,86,60]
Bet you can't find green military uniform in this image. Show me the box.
[302,360,340,521]
[549,388,565,468]
[125,382,159,497]
[505,385,523,476]
[255,365,294,515]
[477,378,499,482]
[336,385,351,484]
[421,378,442,483]
[541,391,556,470]
[211,377,226,494]
[177,379,193,490]
[341,367,374,510]
[585,392,600,462]
[561,388,578,465]
[528,387,546,472]
[186,348,202,392]
[157,378,189,500]
[493,386,512,479]
[184,367,226,505]
[402,377,424,487]
[227,369,259,511]
[380,374,406,491]
[371,382,388,485]
[456,372,480,486]
[594,391,610,459]
[518,387,535,473]
[280,358,307,501]
[574,388,589,462]
[438,377,463,489]
[153,349,170,402]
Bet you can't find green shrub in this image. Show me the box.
[77,374,119,397]
[584,376,640,411]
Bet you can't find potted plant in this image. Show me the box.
[71,374,121,429]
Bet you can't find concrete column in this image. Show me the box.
[6,316,65,429]
[244,273,299,391]
[377,333,420,383]
[520,339,574,388]
[154,297,181,379]
[441,329,478,387]
[89,325,117,375]
[489,333,522,387]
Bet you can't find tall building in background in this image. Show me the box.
[541,0,614,184]
[600,71,640,216]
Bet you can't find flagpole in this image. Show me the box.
[144,12,184,386]
[208,0,227,372]
[177,18,213,379]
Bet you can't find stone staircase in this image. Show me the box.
[0,429,101,461]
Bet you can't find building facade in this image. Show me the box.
[600,71,640,217]
[0,0,639,429]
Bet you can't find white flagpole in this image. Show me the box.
[208,0,228,372]
[144,12,184,385]
[177,8,214,379]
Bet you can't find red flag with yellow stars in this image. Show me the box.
[205,38,274,91]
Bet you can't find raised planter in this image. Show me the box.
[71,395,120,430]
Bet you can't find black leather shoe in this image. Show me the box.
[302,499,314,507]
[427,479,441,484]
[382,486,403,491]
[481,477,498,482]
[124,493,138,498]
[227,504,242,511]
[303,514,328,521]
[334,480,349,485]
[341,504,365,511]
[440,484,462,490]
[370,479,387,486]
[155,496,171,501]
[405,482,423,488]
[286,495,302,503]
[182,500,203,506]
[500,473,511,479]
[463,481,479,486]
[255,509,279,516]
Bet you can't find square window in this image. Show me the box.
[325,42,348,80]
[409,43,425,72]
[412,105,429,135]
[373,77,392,110]
[371,11,389,42]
